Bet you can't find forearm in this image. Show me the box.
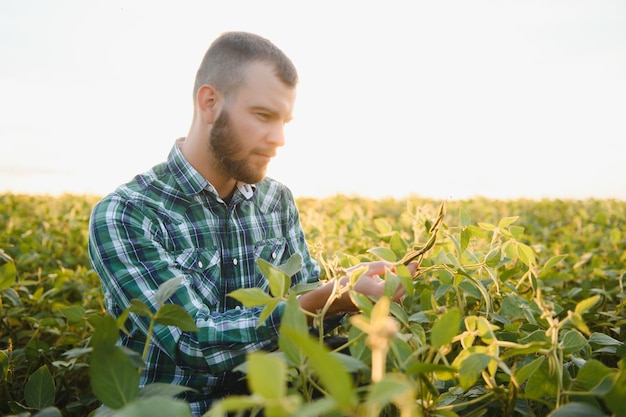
[298,278,356,322]
[298,261,406,322]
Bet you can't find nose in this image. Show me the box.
[267,123,286,147]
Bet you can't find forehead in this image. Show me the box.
[232,61,296,117]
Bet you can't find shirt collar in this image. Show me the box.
[168,138,256,200]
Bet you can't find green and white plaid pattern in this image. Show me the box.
[88,140,319,414]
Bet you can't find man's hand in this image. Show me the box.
[343,260,419,308]
[298,260,419,319]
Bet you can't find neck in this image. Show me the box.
[181,127,237,199]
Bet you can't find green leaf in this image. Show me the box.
[575,359,614,394]
[460,228,471,253]
[419,288,434,313]
[129,299,154,318]
[540,254,568,275]
[0,248,13,264]
[0,257,16,291]
[348,265,368,287]
[498,216,519,229]
[509,225,524,239]
[155,275,184,306]
[406,362,456,379]
[459,207,471,227]
[89,314,120,348]
[282,328,354,408]
[466,224,487,239]
[25,365,55,409]
[367,247,397,262]
[458,353,491,390]
[292,397,337,417]
[431,308,461,349]
[517,242,536,266]
[228,287,273,307]
[383,270,401,299]
[475,316,496,344]
[367,373,413,407]
[278,294,308,366]
[257,298,280,328]
[60,305,85,323]
[574,294,601,315]
[561,329,587,354]
[349,291,374,315]
[90,345,140,409]
[0,350,9,380]
[609,227,621,245]
[547,402,605,417]
[604,361,626,415]
[257,258,290,297]
[332,352,369,373]
[247,352,286,399]
[568,311,591,336]
[374,218,393,234]
[2,287,21,307]
[484,248,501,267]
[515,356,544,385]
[390,233,408,258]
[478,222,496,231]
[290,281,322,296]
[394,263,414,299]
[277,253,303,277]
[589,332,622,347]
[525,358,558,399]
[114,396,193,417]
[208,395,265,416]
[119,346,146,369]
[519,329,551,345]
[154,304,199,332]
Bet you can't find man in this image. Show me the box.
[88,31,411,415]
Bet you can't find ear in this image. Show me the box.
[196,85,220,124]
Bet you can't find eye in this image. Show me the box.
[256,112,271,121]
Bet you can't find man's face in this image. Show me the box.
[206,61,296,185]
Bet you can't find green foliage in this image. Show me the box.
[1,194,101,416]
[87,276,196,415]
[25,365,55,409]
[1,193,626,416]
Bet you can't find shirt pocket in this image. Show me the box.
[253,237,287,291]
[174,248,221,308]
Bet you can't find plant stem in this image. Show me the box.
[140,318,155,374]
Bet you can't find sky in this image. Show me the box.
[1,0,625,201]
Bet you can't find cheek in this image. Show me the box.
[236,117,260,137]
[236,119,266,147]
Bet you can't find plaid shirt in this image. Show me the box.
[88,139,320,415]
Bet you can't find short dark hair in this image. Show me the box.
[193,32,298,101]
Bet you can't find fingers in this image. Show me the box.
[405,261,419,276]
[392,284,406,303]
[346,261,409,304]
[347,260,393,276]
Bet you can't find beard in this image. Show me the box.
[208,109,267,184]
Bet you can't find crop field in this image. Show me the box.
[0,193,625,417]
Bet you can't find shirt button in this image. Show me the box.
[198,261,203,268]
[271,252,277,259]
[233,258,238,265]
